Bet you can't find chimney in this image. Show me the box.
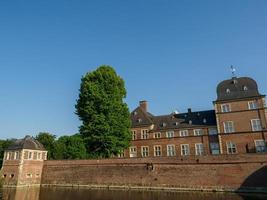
[139,100,148,112]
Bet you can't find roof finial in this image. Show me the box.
[230,65,236,78]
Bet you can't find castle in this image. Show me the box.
[125,76,267,158]
[1,74,267,192]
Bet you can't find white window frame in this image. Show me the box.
[166,131,174,138]
[194,129,203,136]
[226,141,237,154]
[181,144,190,156]
[141,129,149,139]
[195,143,204,155]
[132,130,137,140]
[224,121,235,133]
[141,146,149,157]
[14,151,19,160]
[251,119,262,132]
[179,130,189,137]
[221,104,231,113]
[28,151,33,160]
[167,144,176,157]
[129,146,137,158]
[154,145,162,157]
[154,132,161,139]
[248,101,258,110]
[254,140,266,153]
[6,152,10,160]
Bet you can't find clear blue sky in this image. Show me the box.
[1,0,267,139]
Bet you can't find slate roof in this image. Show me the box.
[6,135,45,151]
[216,77,263,101]
[131,106,216,130]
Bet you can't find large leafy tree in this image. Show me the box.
[0,139,15,167]
[54,134,87,160]
[75,65,131,158]
[35,132,56,159]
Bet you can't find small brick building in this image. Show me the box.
[122,76,267,158]
[1,135,47,186]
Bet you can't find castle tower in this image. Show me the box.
[1,136,47,187]
[214,76,267,154]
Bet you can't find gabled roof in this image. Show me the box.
[6,135,45,151]
[131,106,153,127]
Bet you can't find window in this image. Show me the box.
[226,88,231,94]
[208,128,218,135]
[132,130,137,140]
[154,132,161,139]
[28,152,33,160]
[251,119,262,131]
[141,146,149,157]
[129,146,137,158]
[255,140,266,153]
[180,130,189,137]
[14,152,19,160]
[210,143,220,155]
[141,129,149,139]
[243,86,248,91]
[221,104,231,113]
[37,153,41,160]
[167,145,176,156]
[154,145,162,157]
[224,121,235,133]
[118,151,125,158]
[26,173,32,178]
[226,142,237,154]
[194,129,203,136]
[181,144,190,156]
[248,101,258,110]
[166,131,174,138]
[195,143,204,155]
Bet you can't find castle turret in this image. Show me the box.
[214,77,267,154]
[1,136,47,187]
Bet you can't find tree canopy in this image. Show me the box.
[35,132,56,159]
[75,65,131,158]
[54,134,87,160]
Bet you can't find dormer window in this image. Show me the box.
[243,86,248,91]
[226,88,231,94]
[162,123,166,127]
[203,118,207,124]
[189,120,192,125]
[137,118,142,123]
[134,111,137,115]
[174,122,179,126]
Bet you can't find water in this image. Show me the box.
[1,187,267,200]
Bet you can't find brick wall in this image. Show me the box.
[41,154,267,192]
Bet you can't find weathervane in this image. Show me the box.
[230,65,236,77]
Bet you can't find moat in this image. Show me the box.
[1,187,267,200]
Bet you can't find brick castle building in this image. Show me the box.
[121,75,267,158]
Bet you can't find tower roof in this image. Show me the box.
[216,77,263,102]
[6,135,45,151]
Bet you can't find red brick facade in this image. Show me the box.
[122,76,267,159]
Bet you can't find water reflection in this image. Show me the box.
[1,187,267,200]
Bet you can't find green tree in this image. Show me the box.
[54,134,87,159]
[35,132,56,159]
[0,139,15,167]
[75,65,131,158]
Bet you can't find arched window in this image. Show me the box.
[226,88,231,94]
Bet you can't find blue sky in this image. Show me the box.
[1,0,267,139]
